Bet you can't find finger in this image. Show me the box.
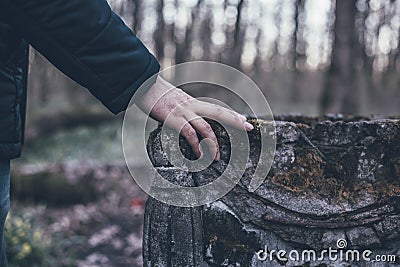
[180,122,202,158]
[195,102,239,119]
[189,117,220,161]
[163,114,202,158]
[194,102,254,131]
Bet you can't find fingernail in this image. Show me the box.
[199,145,204,159]
[238,114,247,121]
[244,122,254,131]
[215,150,220,161]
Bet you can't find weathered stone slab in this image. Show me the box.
[144,115,400,266]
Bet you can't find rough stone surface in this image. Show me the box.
[144,115,400,266]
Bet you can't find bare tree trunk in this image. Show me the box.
[153,0,165,61]
[200,10,212,61]
[290,0,305,101]
[320,0,360,114]
[226,0,245,68]
[131,0,142,33]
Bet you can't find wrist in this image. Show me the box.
[136,76,175,112]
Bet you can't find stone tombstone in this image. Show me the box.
[143,115,400,267]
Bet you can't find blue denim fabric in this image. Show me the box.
[0,160,10,267]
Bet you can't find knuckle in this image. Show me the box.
[184,127,197,138]
[203,122,212,132]
[180,124,190,134]
[173,107,185,117]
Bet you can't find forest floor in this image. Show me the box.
[9,121,148,267]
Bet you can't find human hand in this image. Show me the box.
[136,76,254,161]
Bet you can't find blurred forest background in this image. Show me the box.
[7,0,400,266]
[27,0,400,126]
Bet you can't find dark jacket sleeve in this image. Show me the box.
[0,0,160,114]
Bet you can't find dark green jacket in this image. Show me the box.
[0,0,160,159]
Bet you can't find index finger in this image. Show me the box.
[195,102,254,131]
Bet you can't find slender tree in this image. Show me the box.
[153,0,165,61]
[131,0,142,33]
[321,0,361,114]
[227,0,245,68]
[290,0,305,101]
